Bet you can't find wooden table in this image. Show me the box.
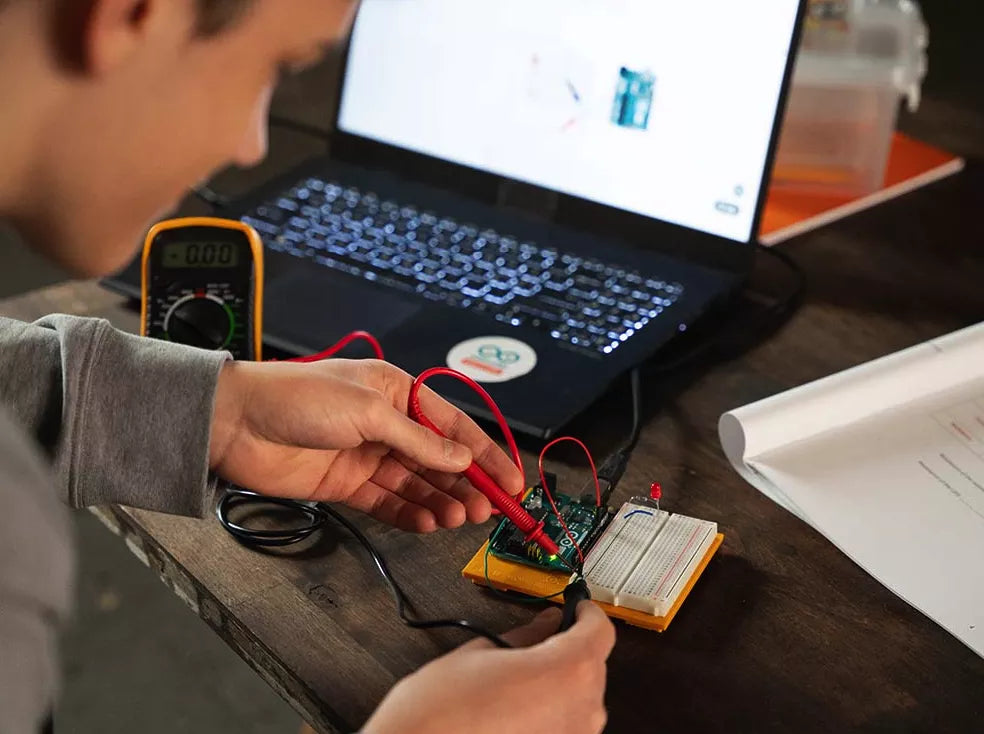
[3,52,984,730]
[3,159,983,731]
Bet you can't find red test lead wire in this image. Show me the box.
[281,340,578,566]
[408,367,562,562]
[285,330,384,363]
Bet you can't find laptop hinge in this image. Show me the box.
[496,179,560,220]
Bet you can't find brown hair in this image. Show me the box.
[195,0,256,36]
[0,0,259,70]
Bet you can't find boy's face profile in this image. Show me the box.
[0,0,357,276]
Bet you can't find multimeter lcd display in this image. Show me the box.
[162,241,240,268]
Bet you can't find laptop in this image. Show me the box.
[106,0,806,437]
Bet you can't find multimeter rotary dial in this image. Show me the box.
[163,293,235,350]
[142,218,262,360]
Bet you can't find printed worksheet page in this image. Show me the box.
[721,322,984,657]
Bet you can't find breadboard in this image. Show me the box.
[615,513,717,616]
[582,504,669,604]
[462,509,722,632]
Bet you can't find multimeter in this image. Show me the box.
[140,217,264,361]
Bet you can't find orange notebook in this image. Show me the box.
[760,133,964,246]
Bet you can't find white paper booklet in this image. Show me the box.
[720,322,984,657]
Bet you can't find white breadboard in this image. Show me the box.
[582,502,717,617]
[582,503,668,604]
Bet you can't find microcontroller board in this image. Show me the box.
[466,493,723,632]
[487,483,611,572]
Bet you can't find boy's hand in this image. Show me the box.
[363,603,615,734]
[208,359,523,532]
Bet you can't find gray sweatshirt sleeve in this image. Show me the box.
[0,314,230,517]
[0,409,73,734]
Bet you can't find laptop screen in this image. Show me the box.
[337,0,801,244]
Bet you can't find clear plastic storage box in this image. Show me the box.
[772,0,928,196]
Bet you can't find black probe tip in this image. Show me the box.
[558,577,591,633]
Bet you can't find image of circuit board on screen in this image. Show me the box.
[487,479,611,572]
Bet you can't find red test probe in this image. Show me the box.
[407,367,567,567]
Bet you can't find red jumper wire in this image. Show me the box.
[536,437,603,565]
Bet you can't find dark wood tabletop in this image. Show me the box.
[3,31,983,734]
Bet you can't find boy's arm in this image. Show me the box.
[0,314,228,516]
[0,409,72,733]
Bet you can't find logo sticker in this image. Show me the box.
[447,336,538,383]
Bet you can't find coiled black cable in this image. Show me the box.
[216,488,511,648]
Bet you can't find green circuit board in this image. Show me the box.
[488,484,609,572]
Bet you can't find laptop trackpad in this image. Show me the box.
[265,272,421,350]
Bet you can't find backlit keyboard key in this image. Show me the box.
[242,178,683,355]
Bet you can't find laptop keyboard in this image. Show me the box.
[242,177,683,355]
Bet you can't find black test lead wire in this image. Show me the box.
[216,488,512,648]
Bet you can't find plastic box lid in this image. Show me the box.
[794,0,927,111]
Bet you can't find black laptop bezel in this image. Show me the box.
[327,0,806,277]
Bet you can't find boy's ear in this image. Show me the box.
[83,0,150,74]
[51,0,179,74]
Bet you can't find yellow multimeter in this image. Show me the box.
[141,217,264,361]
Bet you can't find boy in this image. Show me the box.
[0,1,614,732]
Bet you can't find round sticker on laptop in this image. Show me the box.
[447,336,537,383]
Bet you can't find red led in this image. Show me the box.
[650,482,662,501]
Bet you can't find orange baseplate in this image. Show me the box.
[462,533,723,631]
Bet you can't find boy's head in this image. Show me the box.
[0,0,357,276]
